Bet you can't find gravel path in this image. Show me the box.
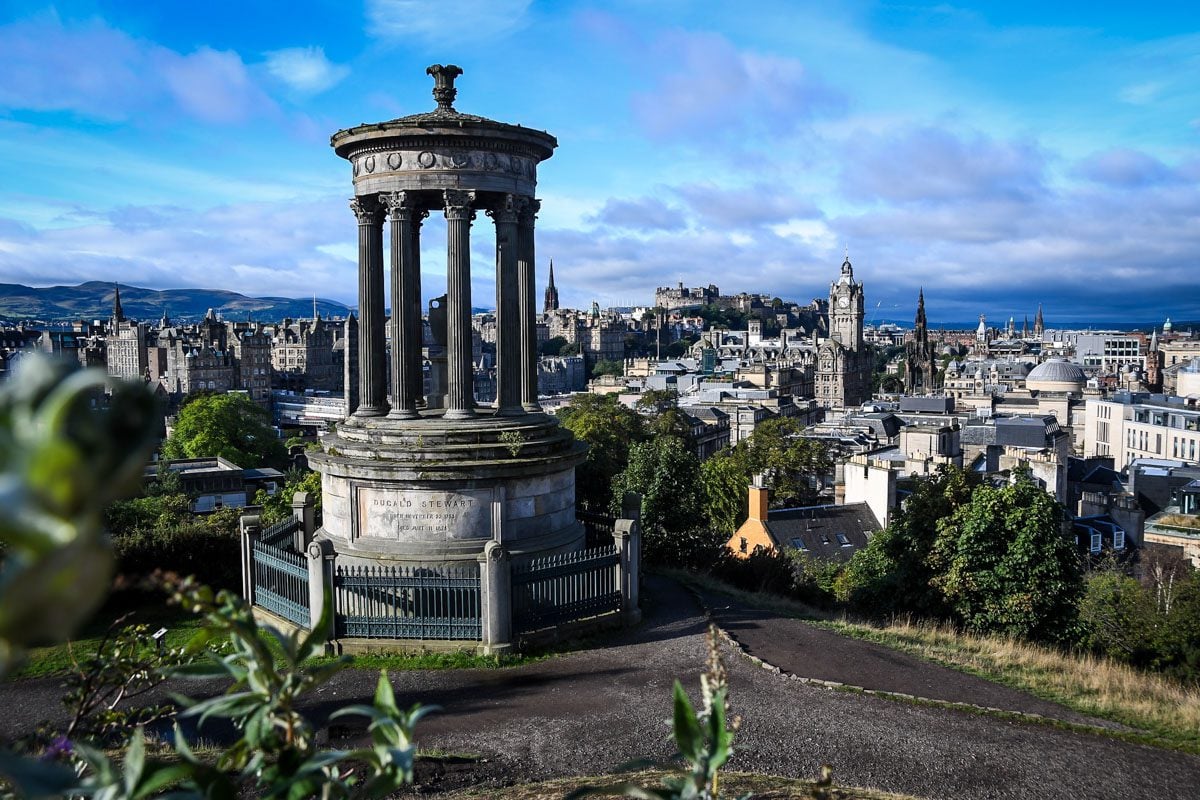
[3,577,1199,799]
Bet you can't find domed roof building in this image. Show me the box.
[1026,358,1086,395]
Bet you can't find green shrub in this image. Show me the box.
[112,522,241,591]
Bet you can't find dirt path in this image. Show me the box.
[2,577,1198,799]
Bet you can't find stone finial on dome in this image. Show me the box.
[427,64,463,111]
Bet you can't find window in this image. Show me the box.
[739,537,748,554]
[819,534,831,545]
[790,537,807,551]
[1090,532,1102,554]
[1113,530,1125,551]
[835,533,851,547]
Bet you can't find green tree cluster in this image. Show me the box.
[556,394,648,511]
[255,468,323,525]
[699,417,831,533]
[163,392,286,469]
[1079,559,1200,681]
[843,467,1083,644]
[590,358,624,379]
[539,335,569,356]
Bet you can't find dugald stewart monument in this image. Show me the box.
[309,65,587,570]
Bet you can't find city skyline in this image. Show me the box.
[1,1,1198,322]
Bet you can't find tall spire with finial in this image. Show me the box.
[112,282,124,323]
[543,258,559,312]
[914,288,927,346]
[1034,303,1044,337]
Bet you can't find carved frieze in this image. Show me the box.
[352,149,537,179]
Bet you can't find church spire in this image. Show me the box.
[112,283,124,322]
[913,288,928,347]
[543,258,559,312]
[1034,303,1044,337]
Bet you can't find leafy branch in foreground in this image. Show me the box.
[0,356,159,677]
[159,576,436,800]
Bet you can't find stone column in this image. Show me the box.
[350,196,388,417]
[490,194,523,416]
[444,189,476,420]
[383,191,423,419]
[517,198,541,411]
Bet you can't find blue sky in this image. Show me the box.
[1,1,1198,324]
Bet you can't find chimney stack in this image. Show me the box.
[748,474,770,522]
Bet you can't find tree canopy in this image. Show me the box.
[539,336,569,356]
[699,417,831,533]
[842,464,975,617]
[255,468,322,525]
[556,394,647,510]
[591,358,624,378]
[163,392,286,469]
[929,470,1082,643]
[609,435,706,565]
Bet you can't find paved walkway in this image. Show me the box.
[2,577,1198,799]
[693,584,1121,728]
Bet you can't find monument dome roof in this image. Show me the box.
[1026,359,1086,391]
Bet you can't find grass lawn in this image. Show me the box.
[13,594,543,679]
[670,570,1200,755]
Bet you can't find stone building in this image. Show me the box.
[160,311,237,395]
[814,256,872,412]
[654,281,720,310]
[105,284,149,381]
[229,323,273,404]
[544,305,625,365]
[271,316,339,392]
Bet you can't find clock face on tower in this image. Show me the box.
[838,296,850,308]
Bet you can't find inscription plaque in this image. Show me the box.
[356,486,492,542]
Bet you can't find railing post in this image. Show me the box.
[307,539,334,635]
[240,513,261,604]
[292,491,317,551]
[614,517,642,626]
[478,541,512,654]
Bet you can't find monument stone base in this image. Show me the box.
[308,410,587,567]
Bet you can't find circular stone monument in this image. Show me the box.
[309,65,586,567]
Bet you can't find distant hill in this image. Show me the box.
[0,282,353,324]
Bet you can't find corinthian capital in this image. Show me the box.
[381,191,416,220]
[488,193,519,225]
[443,189,476,221]
[516,196,540,226]
[349,195,383,225]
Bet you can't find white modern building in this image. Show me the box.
[1083,392,1200,469]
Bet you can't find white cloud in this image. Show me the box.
[365,0,532,45]
[264,47,350,94]
[0,15,273,124]
[1119,81,1165,105]
[770,219,836,249]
